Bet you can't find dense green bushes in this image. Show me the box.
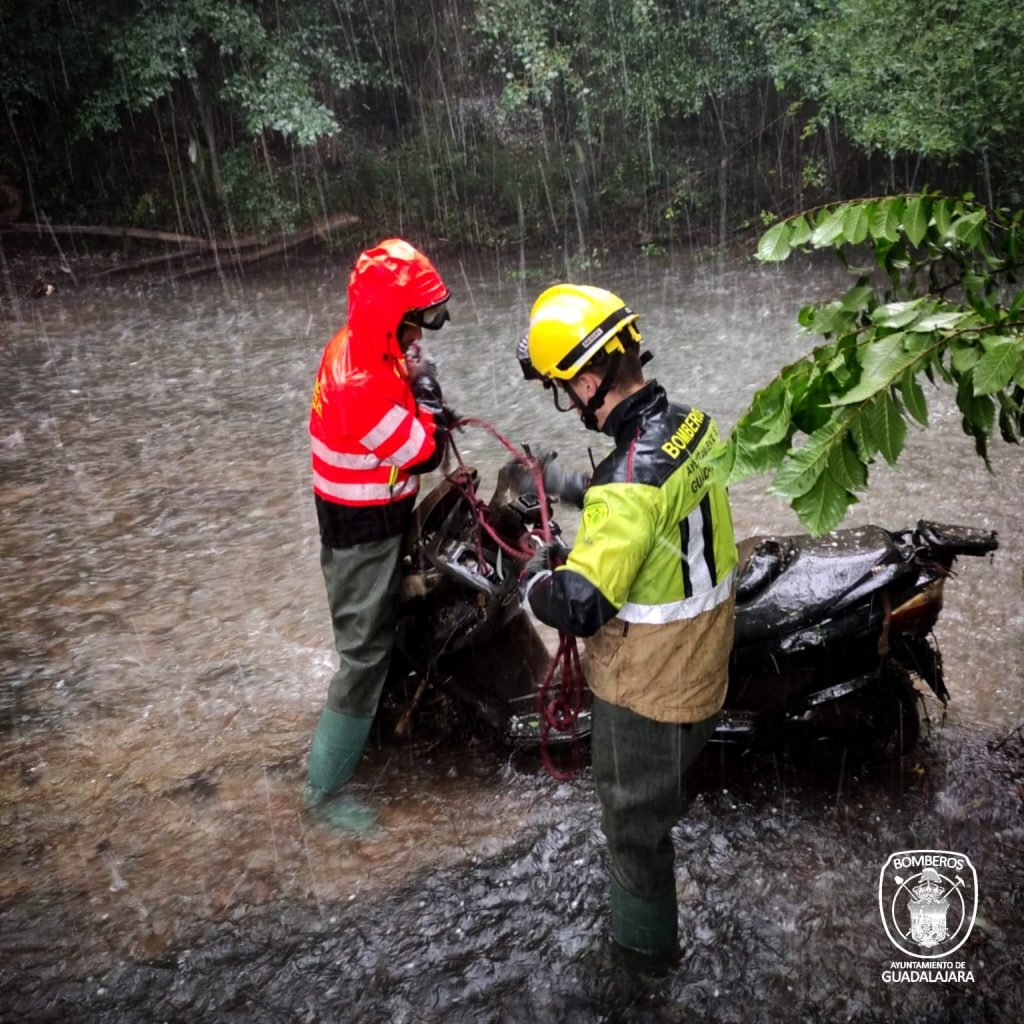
[2,0,1022,248]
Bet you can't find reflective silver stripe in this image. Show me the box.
[522,568,552,611]
[312,471,418,503]
[383,416,428,467]
[617,570,735,625]
[684,505,714,594]
[360,406,408,452]
[310,434,380,470]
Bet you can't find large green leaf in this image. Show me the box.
[789,215,812,247]
[869,198,904,243]
[843,204,870,245]
[870,299,927,329]
[952,210,987,247]
[902,196,930,247]
[869,391,907,465]
[757,220,792,263]
[973,338,1021,395]
[811,207,848,247]
[833,333,923,406]
[849,413,879,462]
[771,409,856,499]
[933,198,955,239]
[791,468,855,535]
[951,344,981,373]
[910,310,971,332]
[957,376,996,463]
[996,388,1024,444]
[827,438,868,491]
[899,369,929,426]
[840,282,875,312]
[749,385,794,446]
[806,301,857,336]
[725,432,787,485]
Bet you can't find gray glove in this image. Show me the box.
[542,458,590,509]
[405,343,438,381]
[517,538,570,606]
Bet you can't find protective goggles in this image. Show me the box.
[517,335,544,383]
[517,336,577,411]
[403,301,450,331]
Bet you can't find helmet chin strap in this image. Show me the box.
[564,352,623,432]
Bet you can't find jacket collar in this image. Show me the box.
[601,379,666,444]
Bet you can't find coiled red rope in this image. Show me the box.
[535,632,587,781]
[446,417,586,780]
[451,416,553,542]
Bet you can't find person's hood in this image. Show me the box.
[343,238,450,375]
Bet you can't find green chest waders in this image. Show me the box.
[308,535,403,797]
[591,695,718,959]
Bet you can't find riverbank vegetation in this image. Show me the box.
[2,0,1023,255]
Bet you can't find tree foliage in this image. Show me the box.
[476,0,763,126]
[66,0,372,145]
[3,1,1024,245]
[0,0,383,234]
[719,193,1024,534]
[743,0,1024,163]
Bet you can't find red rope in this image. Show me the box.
[445,417,586,779]
[453,416,553,542]
[444,466,536,561]
[536,633,587,781]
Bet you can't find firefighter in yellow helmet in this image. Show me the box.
[517,284,738,972]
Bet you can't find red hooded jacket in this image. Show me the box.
[310,239,450,547]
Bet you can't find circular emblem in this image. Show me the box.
[581,500,609,541]
[878,849,978,959]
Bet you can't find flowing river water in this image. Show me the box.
[1,249,1022,1023]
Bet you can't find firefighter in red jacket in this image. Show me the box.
[307,238,453,800]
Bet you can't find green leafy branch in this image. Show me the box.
[719,192,1024,534]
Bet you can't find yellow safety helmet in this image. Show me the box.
[518,284,641,383]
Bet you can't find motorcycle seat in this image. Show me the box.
[734,525,907,646]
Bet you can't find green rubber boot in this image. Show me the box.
[311,794,378,836]
[610,877,679,973]
[306,708,373,799]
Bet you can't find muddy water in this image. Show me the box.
[1,251,1022,1023]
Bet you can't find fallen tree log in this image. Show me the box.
[163,213,360,280]
[3,211,360,279]
[4,222,210,246]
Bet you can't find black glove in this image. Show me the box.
[413,377,461,447]
[532,449,590,508]
[440,404,462,429]
[411,373,445,416]
[518,538,569,607]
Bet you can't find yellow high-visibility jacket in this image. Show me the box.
[527,381,738,723]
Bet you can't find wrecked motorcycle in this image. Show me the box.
[378,456,998,758]
[722,519,997,754]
